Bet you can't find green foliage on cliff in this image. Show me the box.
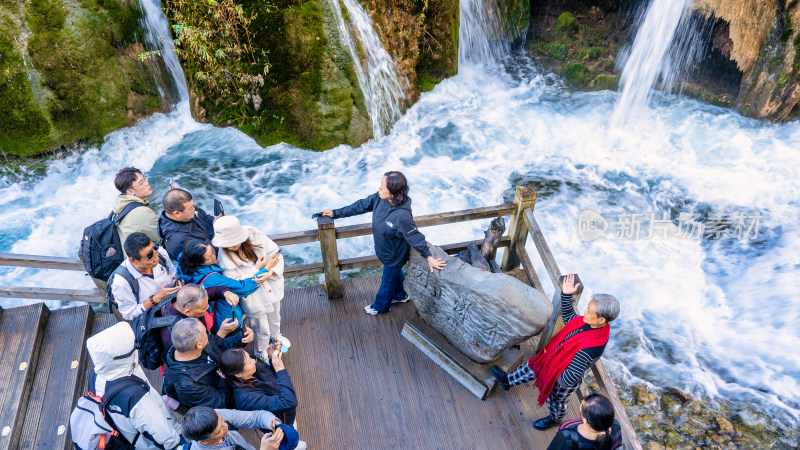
[556,12,578,37]
[160,0,269,126]
[562,62,591,85]
[548,41,568,59]
[1,0,163,157]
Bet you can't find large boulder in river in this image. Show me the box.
[404,244,552,363]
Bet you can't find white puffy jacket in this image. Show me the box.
[86,323,183,449]
[217,226,285,317]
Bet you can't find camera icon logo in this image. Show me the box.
[578,209,608,242]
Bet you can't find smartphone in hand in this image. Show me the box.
[214,199,224,216]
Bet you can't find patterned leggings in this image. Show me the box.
[507,362,576,421]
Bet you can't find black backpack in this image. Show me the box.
[129,298,181,370]
[80,202,145,282]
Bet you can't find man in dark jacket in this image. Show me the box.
[160,283,243,349]
[159,188,216,260]
[321,171,445,315]
[163,317,253,409]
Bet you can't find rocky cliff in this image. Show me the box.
[175,0,461,151]
[695,0,800,121]
[0,0,168,157]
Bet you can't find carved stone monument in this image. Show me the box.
[401,243,552,398]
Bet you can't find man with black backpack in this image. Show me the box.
[113,167,160,253]
[108,232,181,321]
[79,322,185,449]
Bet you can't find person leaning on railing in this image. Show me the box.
[490,274,620,431]
[321,171,446,315]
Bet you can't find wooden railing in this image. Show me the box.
[0,184,640,448]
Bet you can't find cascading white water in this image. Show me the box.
[3,1,800,443]
[329,0,406,137]
[610,0,692,128]
[458,0,510,65]
[139,0,190,106]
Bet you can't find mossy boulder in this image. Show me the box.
[591,74,620,91]
[562,62,592,85]
[0,0,166,157]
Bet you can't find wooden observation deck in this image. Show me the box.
[0,185,641,449]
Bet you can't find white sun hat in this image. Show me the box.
[212,215,249,248]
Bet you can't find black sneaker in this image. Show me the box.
[533,416,561,430]
[490,365,510,391]
[391,294,410,304]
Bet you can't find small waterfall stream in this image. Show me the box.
[329,0,406,137]
[139,0,190,107]
[458,0,510,66]
[610,0,693,128]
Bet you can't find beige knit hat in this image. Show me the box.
[211,216,249,248]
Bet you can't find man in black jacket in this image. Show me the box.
[159,188,216,260]
[163,317,253,409]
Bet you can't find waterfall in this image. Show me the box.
[610,0,692,128]
[458,0,510,66]
[139,0,190,106]
[329,0,406,137]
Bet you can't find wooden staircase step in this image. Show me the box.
[18,305,94,450]
[0,303,49,450]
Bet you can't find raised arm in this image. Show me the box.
[560,273,580,323]
[330,192,380,219]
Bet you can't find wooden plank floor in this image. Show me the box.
[281,276,581,450]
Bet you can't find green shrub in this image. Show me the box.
[577,46,602,60]
[548,41,568,59]
[556,12,578,37]
[562,63,591,85]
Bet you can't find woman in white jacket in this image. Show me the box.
[213,215,289,359]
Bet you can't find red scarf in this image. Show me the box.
[528,316,610,406]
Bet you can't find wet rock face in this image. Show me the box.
[404,244,552,363]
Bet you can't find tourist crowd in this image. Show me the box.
[79,166,623,450]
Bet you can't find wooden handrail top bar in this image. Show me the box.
[0,204,515,272]
[0,253,87,271]
[335,204,516,239]
[268,229,320,246]
[0,286,106,303]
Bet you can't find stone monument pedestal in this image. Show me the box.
[401,315,524,400]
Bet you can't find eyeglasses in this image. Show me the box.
[146,244,159,259]
[133,177,150,187]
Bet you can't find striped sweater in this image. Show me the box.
[555,293,607,387]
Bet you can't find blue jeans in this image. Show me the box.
[372,265,407,313]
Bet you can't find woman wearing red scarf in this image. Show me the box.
[491,274,620,430]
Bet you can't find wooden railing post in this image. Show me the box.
[500,184,537,272]
[316,216,344,299]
